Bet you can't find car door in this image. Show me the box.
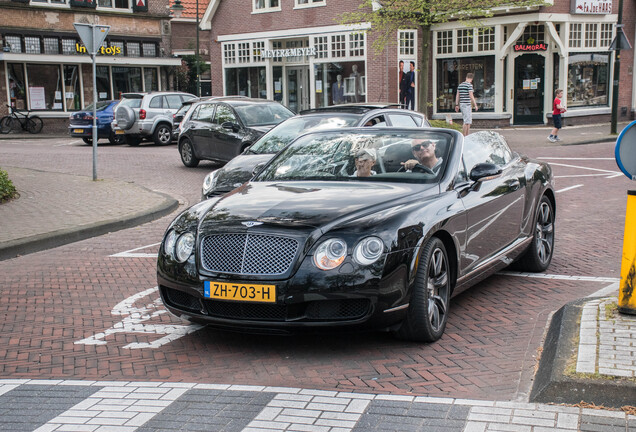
[188,103,217,159]
[458,133,526,273]
[211,104,244,161]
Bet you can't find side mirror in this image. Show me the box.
[221,121,240,132]
[469,163,502,182]
[252,162,266,177]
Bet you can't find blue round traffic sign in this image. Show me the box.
[616,120,636,180]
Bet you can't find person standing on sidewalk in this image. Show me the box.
[455,73,478,135]
[548,89,567,142]
[405,61,416,110]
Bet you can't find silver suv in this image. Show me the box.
[112,91,196,146]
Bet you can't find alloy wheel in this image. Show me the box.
[427,247,449,333]
[535,201,554,265]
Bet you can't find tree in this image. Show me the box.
[341,0,548,114]
[175,55,210,95]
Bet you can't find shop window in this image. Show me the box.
[110,41,124,55]
[567,52,609,108]
[399,30,415,56]
[142,43,156,57]
[25,37,42,54]
[331,35,346,58]
[126,42,140,57]
[225,67,266,99]
[569,24,582,48]
[31,0,66,4]
[112,66,142,98]
[517,24,545,45]
[585,23,598,48]
[314,36,328,58]
[96,66,111,101]
[44,37,59,54]
[26,64,62,110]
[478,27,495,52]
[144,68,158,92]
[349,33,364,57]
[313,61,366,105]
[7,63,26,110]
[98,0,130,9]
[224,43,236,65]
[457,29,473,53]
[437,31,452,54]
[295,0,324,6]
[63,65,80,111]
[253,0,280,12]
[62,38,77,54]
[600,23,613,47]
[436,56,495,113]
[272,41,283,62]
[5,35,22,53]
[238,43,250,63]
[253,41,264,61]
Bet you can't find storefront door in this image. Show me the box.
[286,67,310,113]
[514,54,545,124]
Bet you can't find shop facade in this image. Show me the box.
[0,0,181,131]
[202,0,633,127]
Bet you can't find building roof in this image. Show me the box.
[174,0,211,20]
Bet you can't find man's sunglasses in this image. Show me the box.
[411,143,431,151]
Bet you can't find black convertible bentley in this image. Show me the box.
[157,128,555,342]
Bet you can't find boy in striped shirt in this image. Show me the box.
[455,73,479,136]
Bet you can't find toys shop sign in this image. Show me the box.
[572,0,611,14]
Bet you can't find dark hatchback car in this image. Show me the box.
[158,129,555,342]
[201,104,430,198]
[69,100,124,145]
[178,98,295,167]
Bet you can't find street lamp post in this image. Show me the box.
[171,0,201,97]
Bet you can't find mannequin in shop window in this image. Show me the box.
[350,65,361,103]
[332,74,344,105]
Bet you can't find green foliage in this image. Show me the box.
[429,119,462,131]
[0,168,17,203]
[176,55,211,96]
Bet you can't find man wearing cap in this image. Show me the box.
[401,139,442,173]
[352,148,377,177]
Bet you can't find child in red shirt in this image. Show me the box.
[548,89,567,142]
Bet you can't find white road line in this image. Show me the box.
[538,157,615,160]
[498,271,620,284]
[555,173,620,178]
[556,184,583,193]
[110,243,161,258]
[548,162,621,175]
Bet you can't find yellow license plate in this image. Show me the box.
[115,129,125,135]
[73,129,84,133]
[204,281,276,303]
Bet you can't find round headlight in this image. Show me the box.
[313,238,347,270]
[353,236,384,265]
[175,232,195,263]
[202,170,218,197]
[164,229,177,258]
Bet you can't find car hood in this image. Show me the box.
[211,154,275,193]
[199,180,438,231]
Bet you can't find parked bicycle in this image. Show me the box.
[0,105,44,134]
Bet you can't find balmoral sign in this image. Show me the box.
[261,46,316,59]
[572,0,611,14]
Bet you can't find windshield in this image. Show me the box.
[249,114,360,154]
[119,97,142,109]
[83,101,113,112]
[235,103,294,127]
[254,130,452,184]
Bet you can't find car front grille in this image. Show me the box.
[200,233,299,276]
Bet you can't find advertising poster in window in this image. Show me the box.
[29,87,46,110]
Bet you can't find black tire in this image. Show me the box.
[0,116,13,134]
[515,195,555,272]
[82,137,92,145]
[394,237,451,342]
[153,124,172,146]
[26,116,43,134]
[126,136,142,146]
[180,138,200,167]
[108,131,126,145]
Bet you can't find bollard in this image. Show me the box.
[619,190,636,314]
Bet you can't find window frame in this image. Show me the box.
[252,0,280,13]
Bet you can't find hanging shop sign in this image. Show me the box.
[261,47,316,59]
[514,43,548,52]
[572,0,612,14]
